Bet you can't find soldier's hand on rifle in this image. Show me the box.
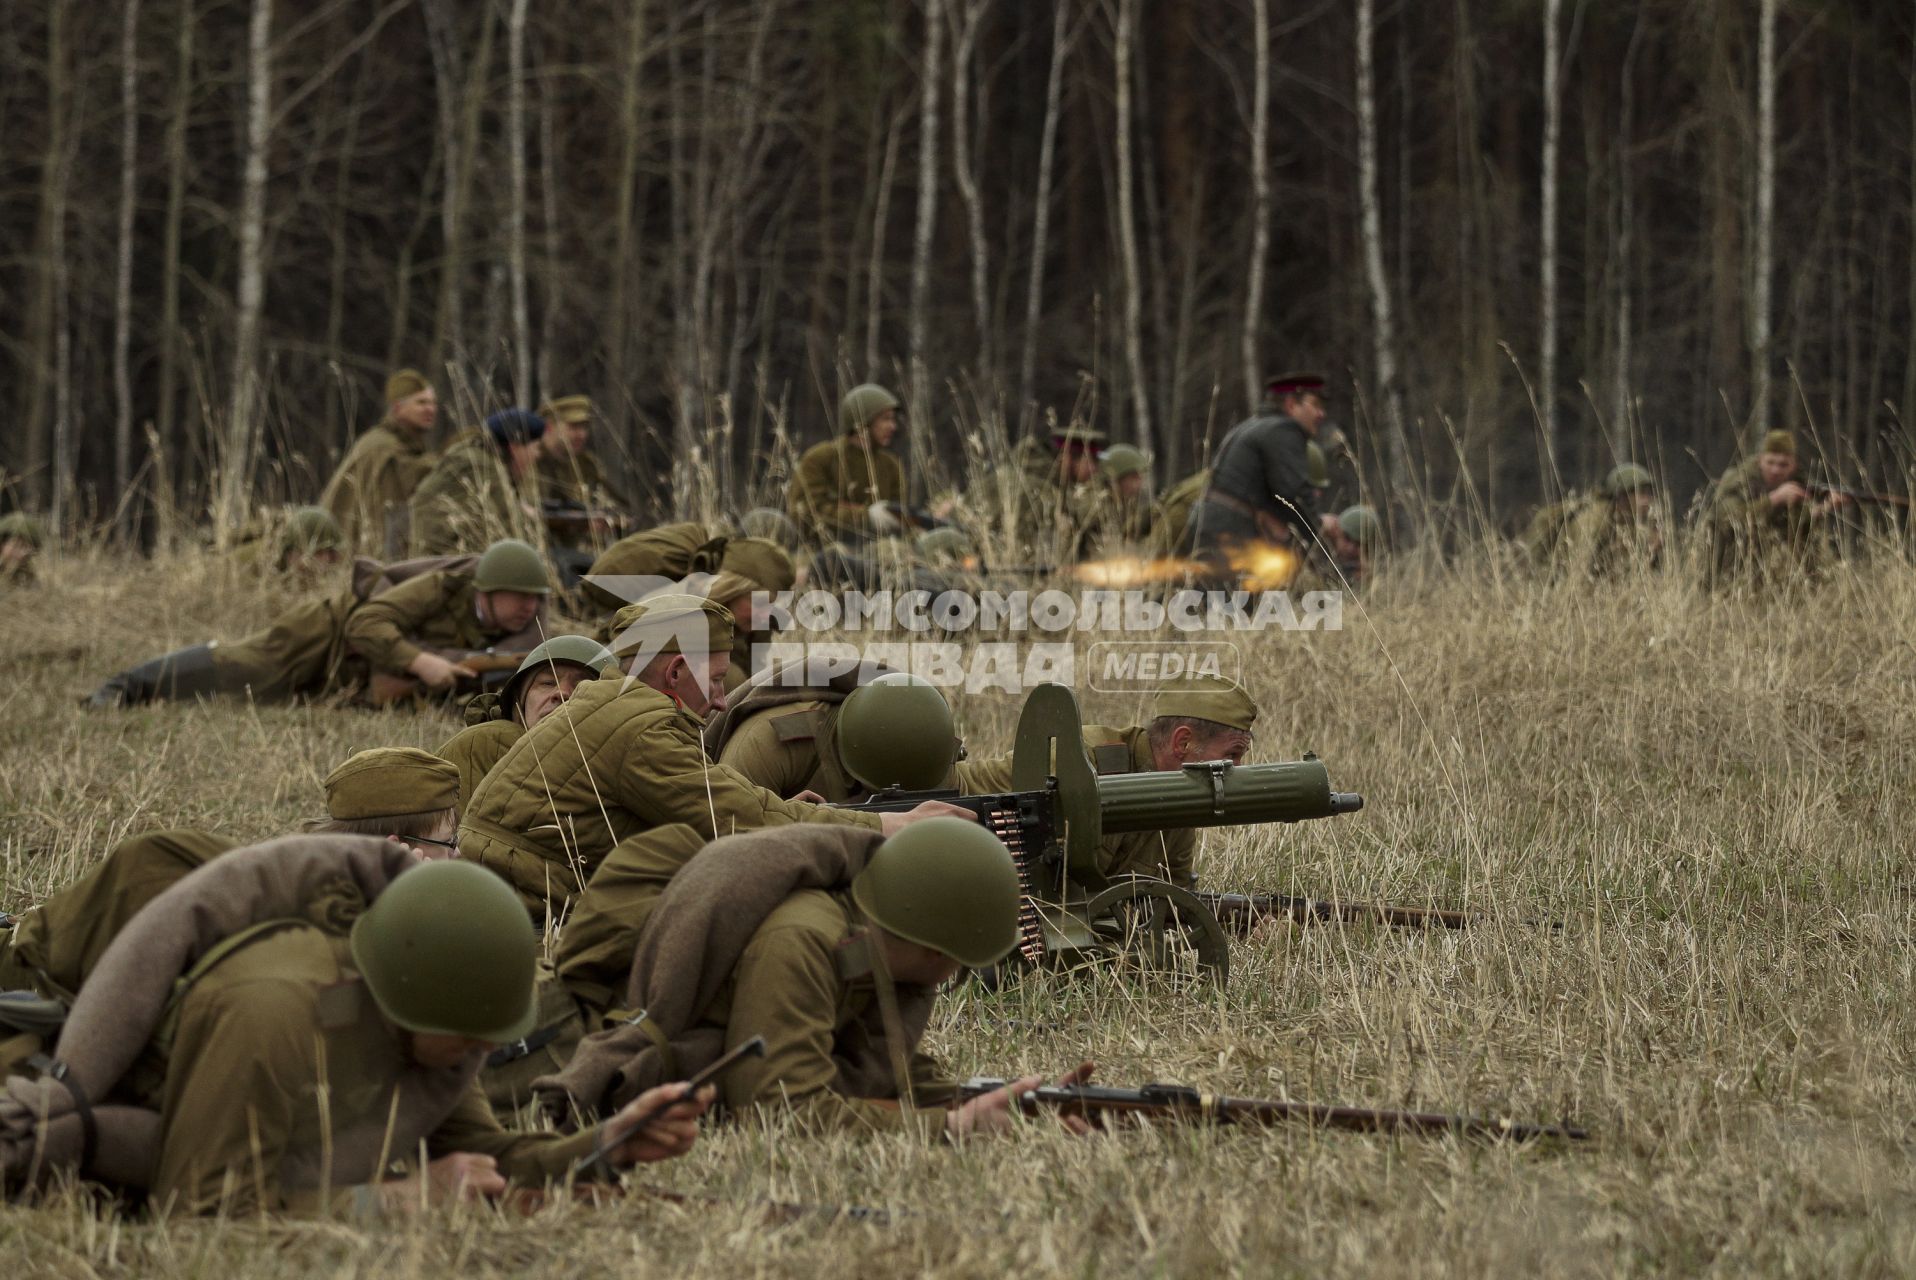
[1769,481,1809,507]
[598,1082,715,1166]
[380,1152,508,1211]
[947,1062,1098,1139]
[409,651,479,690]
[792,789,829,805]
[879,800,979,837]
[869,502,904,534]
[1812,491,1852,518]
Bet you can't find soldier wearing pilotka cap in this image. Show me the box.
[1190,371,1341,568]
[957,672,1260,888]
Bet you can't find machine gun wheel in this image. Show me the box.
[1082,880,1231,987]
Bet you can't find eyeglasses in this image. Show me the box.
[405,835,460,852]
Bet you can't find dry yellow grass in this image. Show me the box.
[4,541,1916,1276]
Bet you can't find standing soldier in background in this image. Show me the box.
[410,409,548,556]
[0,513,47,585]
[534,396,627,510]
[1525,464,1662,580]
[321,369,440,557]
[788,384,908,544]
[1703,430,1847,584]
[1189,372,1339,568]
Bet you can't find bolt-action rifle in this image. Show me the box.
[1805,482,1910,509]
[959,1077,1587,1143]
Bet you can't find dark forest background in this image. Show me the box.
[2,0,1910,535]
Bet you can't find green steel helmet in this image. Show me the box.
[1098,443,1149,481]
[349,860,539,1042]
[840,383,902,435]
[915,526,975,568]
[850,818,1022,968]
[1337,505,1382,548]
[1602,463,1656,497]
[501,634,618,713]
[739,507,802,549]
[473,538,552,594]
[279,506,343,557]
[1305,442,1330,489]
[0,513,47,547]
[837,673,957,792]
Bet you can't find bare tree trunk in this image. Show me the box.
[218,0,273,539]
[865,104,906,375]
[113,0,142,511]
[1612,13,1644,447]
[157,0,193,502]
[949,0,992,379]
[537,34,560,399]
[1113,0,1152,454]
[1750,0,1778,436]
[18,0,69,511]
[1240,0,1270,414]
[506,0,532,403]
[1018,0,1070,419]
[1356,0,1409,497]
[426,0,492,371]
[908,0,945,476]
[608,0,648,414]
[1539,0,1562,484]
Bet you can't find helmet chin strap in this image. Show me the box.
[848,907,919,1117]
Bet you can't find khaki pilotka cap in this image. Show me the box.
[539,395,595,425]
[1150,673,1259,733]
[609,593,736,660]
[385,368,430,402]
[1760,429,1797,457]
[325,748,461,819]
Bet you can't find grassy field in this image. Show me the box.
[4,544,1916,1276]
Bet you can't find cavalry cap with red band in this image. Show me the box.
[1266,371,1328,398]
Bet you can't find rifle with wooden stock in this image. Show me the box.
[364,647,532,707]
[1806,481,1911,509]
[961,1077,1588,1143]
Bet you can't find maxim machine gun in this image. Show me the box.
[833,683,1362,985]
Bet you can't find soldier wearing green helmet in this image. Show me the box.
[438,635,619,809]
[128,854,711,1215]
[1072,443,1155,554]
[459,595,972,922]
[545,821,1090,1139]
[0,512,47,585]
[787,382,908,543]
[1526,463,1663,580]
[86,539,549,709]
[707,666,962,804]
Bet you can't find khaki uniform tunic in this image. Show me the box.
[321,420,434,557]
[459,678,881,921]
[151,925,594,1215]
[787,435,905,541]
[409,431,537,557]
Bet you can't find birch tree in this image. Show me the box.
[1017,0,1071,417]
[113,0,142,507]
[908,0,945,474]
[1750,0,1778,436]
[506,0,533,403]
[1355,0,1410,497]
[1539,0,1562,481]
[1113,0,1152,454]
[949,0,992,378]
[1240,0,1271,414]
[217,0,273,537]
